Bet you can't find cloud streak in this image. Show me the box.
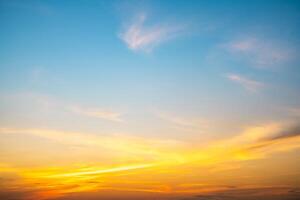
[45,164,154,178]
[265,124,300,141]
[68,106,123,122]
[226,73,264,92]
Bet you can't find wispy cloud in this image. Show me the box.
[68,106,123,122]
[226,73,264,92]
[0,127,182,162]
[155,111,208,132]
[119,13,184,52]
[1,92,125,123]
[177,122,300,167]
[226,37,293,68]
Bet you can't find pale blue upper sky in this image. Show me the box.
[0,0,300,141]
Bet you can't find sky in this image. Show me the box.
[0,0,300,199]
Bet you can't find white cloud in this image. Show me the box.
[226,37,292,68]
[119,13,184,52]
[226,73,264,92]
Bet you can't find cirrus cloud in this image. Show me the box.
[119,13,185,52]
[226,73,264,92]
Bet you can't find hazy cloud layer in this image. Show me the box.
[1,122,300,199]
[226,37,293,68]
[191,186,300,200]
[0,92,124,123]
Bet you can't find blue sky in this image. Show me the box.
[1,0,300,137]
[1,0,300,136]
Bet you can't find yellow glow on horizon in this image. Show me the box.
[1,123,300,199]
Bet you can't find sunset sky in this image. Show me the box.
[1,0,300,199]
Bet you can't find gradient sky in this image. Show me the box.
[1,0,300,200]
